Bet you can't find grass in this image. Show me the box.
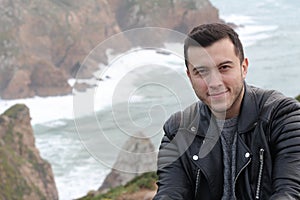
[296,94,300,102]
[3,104,26,119]
[77,172,158,200]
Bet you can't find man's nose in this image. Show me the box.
[206,70,223,88]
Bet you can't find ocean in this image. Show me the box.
[0,0,300,199]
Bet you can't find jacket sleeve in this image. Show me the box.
[269,97,300,200]
[153,113,195,200]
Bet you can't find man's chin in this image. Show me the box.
[210,106,228,119]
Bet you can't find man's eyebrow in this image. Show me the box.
[217,60,234,66]
[191,60,234,72]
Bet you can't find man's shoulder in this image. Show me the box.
[247,84,290,105]
[247,84,300,117]
[163,102,203,138]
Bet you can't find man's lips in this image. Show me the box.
[208,90,229,97]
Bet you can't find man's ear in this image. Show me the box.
[186,68,192,82]
[241,58,249,79]
[186,62,193,79]
[186,68,192,80]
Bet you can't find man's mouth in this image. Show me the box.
[208,90,229,97]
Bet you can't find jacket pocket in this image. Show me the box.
[255,148,265,199]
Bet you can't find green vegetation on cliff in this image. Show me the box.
[3,104,26,119]
[78,172,157,200]
[296,94,300,102]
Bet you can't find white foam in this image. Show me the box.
[35,131,109,200]
[221,14,278,47]
[0,48,185,126]
[56,167,109,200]
[43,120,67,128]
[221,14,256,25]
[79,48,185,112]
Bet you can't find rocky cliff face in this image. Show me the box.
[0,0,221,99]
[0,104,58,200]
[98,133,157,194]
[111,0,220,33]
[0,0,120,99]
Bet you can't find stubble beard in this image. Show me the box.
[210,81,245,119]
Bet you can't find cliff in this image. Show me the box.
[98,133,157,193]
[0,104,58,200]
[78,133,157,199]
[0,0,222,99]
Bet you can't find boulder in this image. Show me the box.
[30,59,72,97]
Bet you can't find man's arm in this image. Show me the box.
[153,113,195,200]
[153,135,194,200]
[270,98,300,199]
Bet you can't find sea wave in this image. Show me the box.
[0,48,185,126]
[221,14,278,47]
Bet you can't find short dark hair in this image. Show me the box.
[184,23,244,68]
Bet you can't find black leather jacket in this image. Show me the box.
[154,84,300,200]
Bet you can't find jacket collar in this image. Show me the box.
[237,83,259,134]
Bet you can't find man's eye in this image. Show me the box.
[220,65,230,71]
[197,69,209,76]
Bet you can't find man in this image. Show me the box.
[153,23,300,199]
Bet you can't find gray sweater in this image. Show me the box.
[216,117,238,200]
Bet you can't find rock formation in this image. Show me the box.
[0,104,58,200]
[98,133,157,194]
[111,0,220,33]
[0,0,222,99]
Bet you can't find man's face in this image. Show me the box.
[186,38,248,119]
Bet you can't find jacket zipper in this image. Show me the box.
[234,157,252,199]
[194,169,201,198]
[255,148,265,199]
